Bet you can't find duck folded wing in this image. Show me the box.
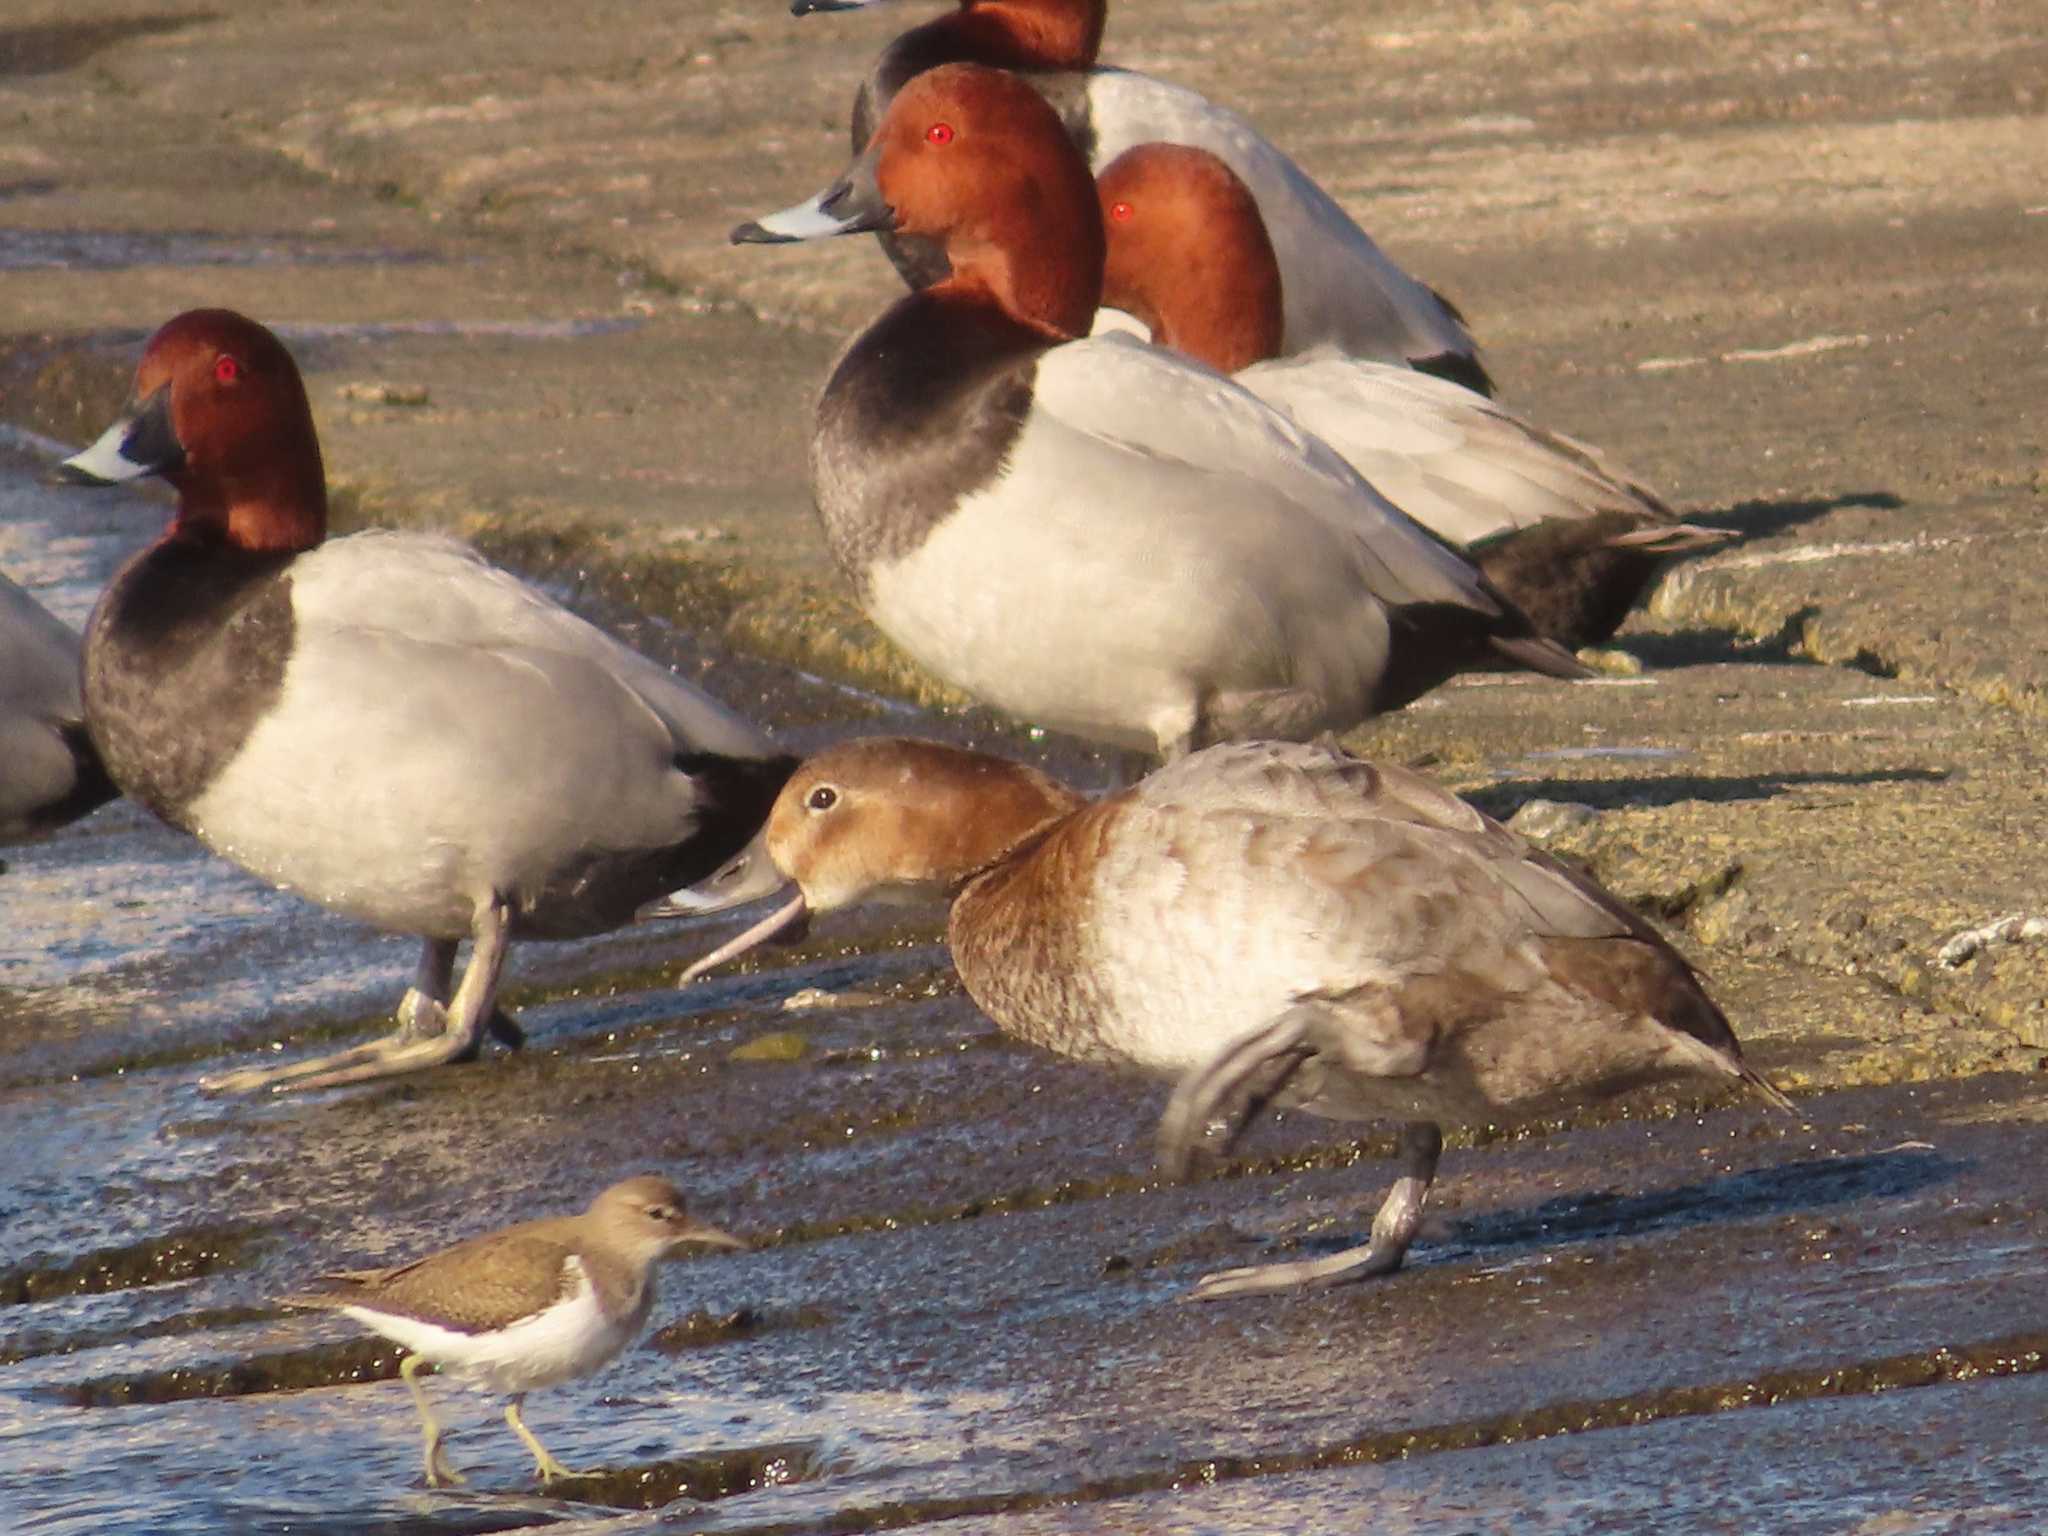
[246,627,730,856]
[1031,335,1504,619]
[1240,356,1676,549]
[1128,744,1643,950]
[293,532,775,761]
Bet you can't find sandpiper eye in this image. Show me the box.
[926,122,955,146]
[1109,201,1134,222]
[806,785,839,812]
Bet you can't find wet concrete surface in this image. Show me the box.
[4,0,2048,1530]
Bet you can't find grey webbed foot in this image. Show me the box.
[199,1006,490,1094]
[1185,1121,1443,1301]
[201,905,513,1093]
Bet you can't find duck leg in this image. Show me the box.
[1185,1120,1443,1300]
[400,1353,464,1488]
[505,1394,580,1484]
[201,900,515,1094]
[396,939,457,1038]
[395,939,525,1057]
[1155,1007,1320,1179]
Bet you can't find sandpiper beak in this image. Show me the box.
[677,1220,747,1252]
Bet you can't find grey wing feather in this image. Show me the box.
[1034,338,1503,618]
[1142,742,1641,945]
[297,533,775,761]
[1240,355,1676,549]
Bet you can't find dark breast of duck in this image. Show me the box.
[82,542,296,828]
[809,291,1043,587]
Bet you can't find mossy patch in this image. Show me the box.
[0,1225,258,1305]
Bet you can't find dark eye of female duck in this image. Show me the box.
[806,785,839,812]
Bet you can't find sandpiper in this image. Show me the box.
[287,1175,743,1488]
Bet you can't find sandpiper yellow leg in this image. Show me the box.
[505,1393,579,1483]
[400,1353,464,1487]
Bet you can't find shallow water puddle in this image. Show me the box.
[11,433,2048,1533]
[0,230,442,273]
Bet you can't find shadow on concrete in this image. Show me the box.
[1436,1145,1960,1258]
[1470,765,1949,815]
[0,14,217,79]
[1691,489,1907,539]
[1616,625,1812,669]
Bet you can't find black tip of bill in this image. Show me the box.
[731,220,792,246]
[46,459,116,488]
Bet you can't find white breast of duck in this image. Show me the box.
[86,527,777,941]
[953,741,1752,1123]
[814,304,1506,756]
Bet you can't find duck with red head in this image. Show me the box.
[1095,144,1737,651]
[59,308,797,1093]
[736,65,1582,763]
[793,0,1488,391]
[682,735,1795,1300]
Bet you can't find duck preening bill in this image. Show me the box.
[681,735,1794,1300]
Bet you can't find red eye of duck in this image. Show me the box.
[925,122,955,146]
[214,354,242,385]
[1109,201,1134,223]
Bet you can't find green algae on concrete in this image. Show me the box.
[51,1336,401,1408]
[536,1441,826,1512]
[0,1225,258,1305]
